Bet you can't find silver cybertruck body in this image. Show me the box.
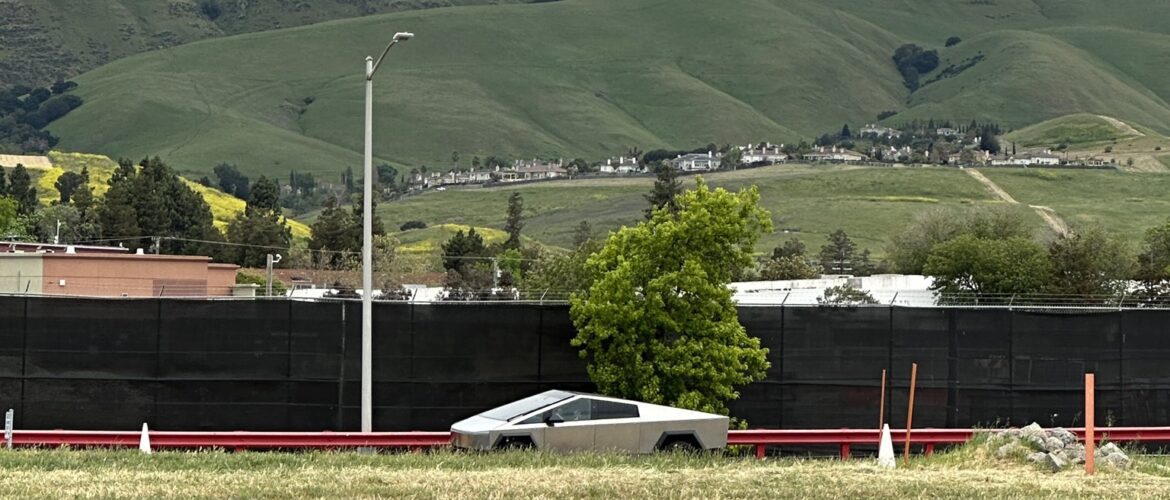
[451,390,728,453]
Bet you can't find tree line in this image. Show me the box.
[0,81,82,154]
[0,157,291,271]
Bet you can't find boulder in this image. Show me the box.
[1102,452,1132,469]
[1043,437,1064,453]
[1050,427,1078,446]
[1026,451,1049,466]
[1097,442,1123,457]
[1064,443,1086,465]
[1046,452,1069,471]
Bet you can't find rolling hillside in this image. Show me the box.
[43,0,1170,180]
[375,164,1050,257]
[0,0,528,87]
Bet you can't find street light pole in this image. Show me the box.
[362,31,413,434]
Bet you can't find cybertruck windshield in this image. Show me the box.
[480,390,574,421]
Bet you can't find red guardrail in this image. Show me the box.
[11,427,1170,458]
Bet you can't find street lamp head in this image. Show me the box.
[393,32,414,41]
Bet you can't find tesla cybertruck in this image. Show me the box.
[450,390,728,453]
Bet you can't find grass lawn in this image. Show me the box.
[378,164,1039,256]
[977,168,1170,241]
[0,448,1166,499]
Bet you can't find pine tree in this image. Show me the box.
[309,196,357,269]
[7,164,37,215]
[226,176,291,268]
[819,229,858,274]
[644,162,683,219]
[504,192,524,249]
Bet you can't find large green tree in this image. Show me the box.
[98,157,222,255]
[226,176,291,268]
[5,164,37,215]
[888,206,1031,274]
[1047,225,1132,297]
[644,162,683,219]
[571,179,771,415]
[308,196,356,269]
[504,192,524,250]
[1136,218,1170,300]
[924,235,1051,296]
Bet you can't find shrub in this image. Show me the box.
[945,36,962,47]
[399,220,427,231]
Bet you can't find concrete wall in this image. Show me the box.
[0,253,42,294]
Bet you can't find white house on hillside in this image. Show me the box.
[739,143,788,164]
[600,156,641,174]
[671,152,720,171]
[803,146,867,163]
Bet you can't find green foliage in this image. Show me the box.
[235,271,286,296]
[1136,218,1170,300]
[888,206,1032,274]
[53,171,85,204]
[1047,225,1132,296]
[308,196,357,269]
[818,285,878,306]
[399,220,427,231]
[760,256,819,281]
[0,197,23,237]
[213,163,251,201]
[924,235,1052,296]
[0,83,80,153]
[760,237,819,280]
[504,192,524,250]
[570,180,771,415]
[97,157,222,256]
[818,229,872,276]
[2,165,37,215]
[945,36,962,47]
[892,43,940,91]
[645,163,682,219]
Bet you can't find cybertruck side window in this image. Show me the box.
[521,398,591,424]
[518,398,638,424]
[590,399,639,420]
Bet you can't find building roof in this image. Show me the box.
[1,241,130,254]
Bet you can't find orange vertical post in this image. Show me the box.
[904,362,918,466]
[879,369,887,430]
[1085,373,1096,475]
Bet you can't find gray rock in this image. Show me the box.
[1102,451,1131,469]
[1023,422,1044,433]
[1026,451,1049,465]
[1043,437,1064,452]
[1097,442,1122,457]
[1046,452,1069,471]
[1065,443,1086,465]
[995,442,1021,459]
[1050,427,1078,446]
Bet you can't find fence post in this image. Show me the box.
[1085,373,1095,475]
[904,362,918,466]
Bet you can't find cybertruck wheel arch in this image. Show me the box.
[493,434,536,450]
[655,431,704,451]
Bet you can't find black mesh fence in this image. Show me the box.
[0,297,1161,431]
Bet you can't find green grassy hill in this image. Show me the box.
[376,165,1048,257]
[1004,114,1142,148]
[0,0,527,87]
[43,0,1170,180]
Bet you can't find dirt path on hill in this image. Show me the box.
[966,169,1069,236]
[1097,115,1144,137]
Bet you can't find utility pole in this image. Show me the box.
[361,31,413,434]
[266,253,282,297]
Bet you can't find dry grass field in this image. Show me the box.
[0,446,1167,499]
